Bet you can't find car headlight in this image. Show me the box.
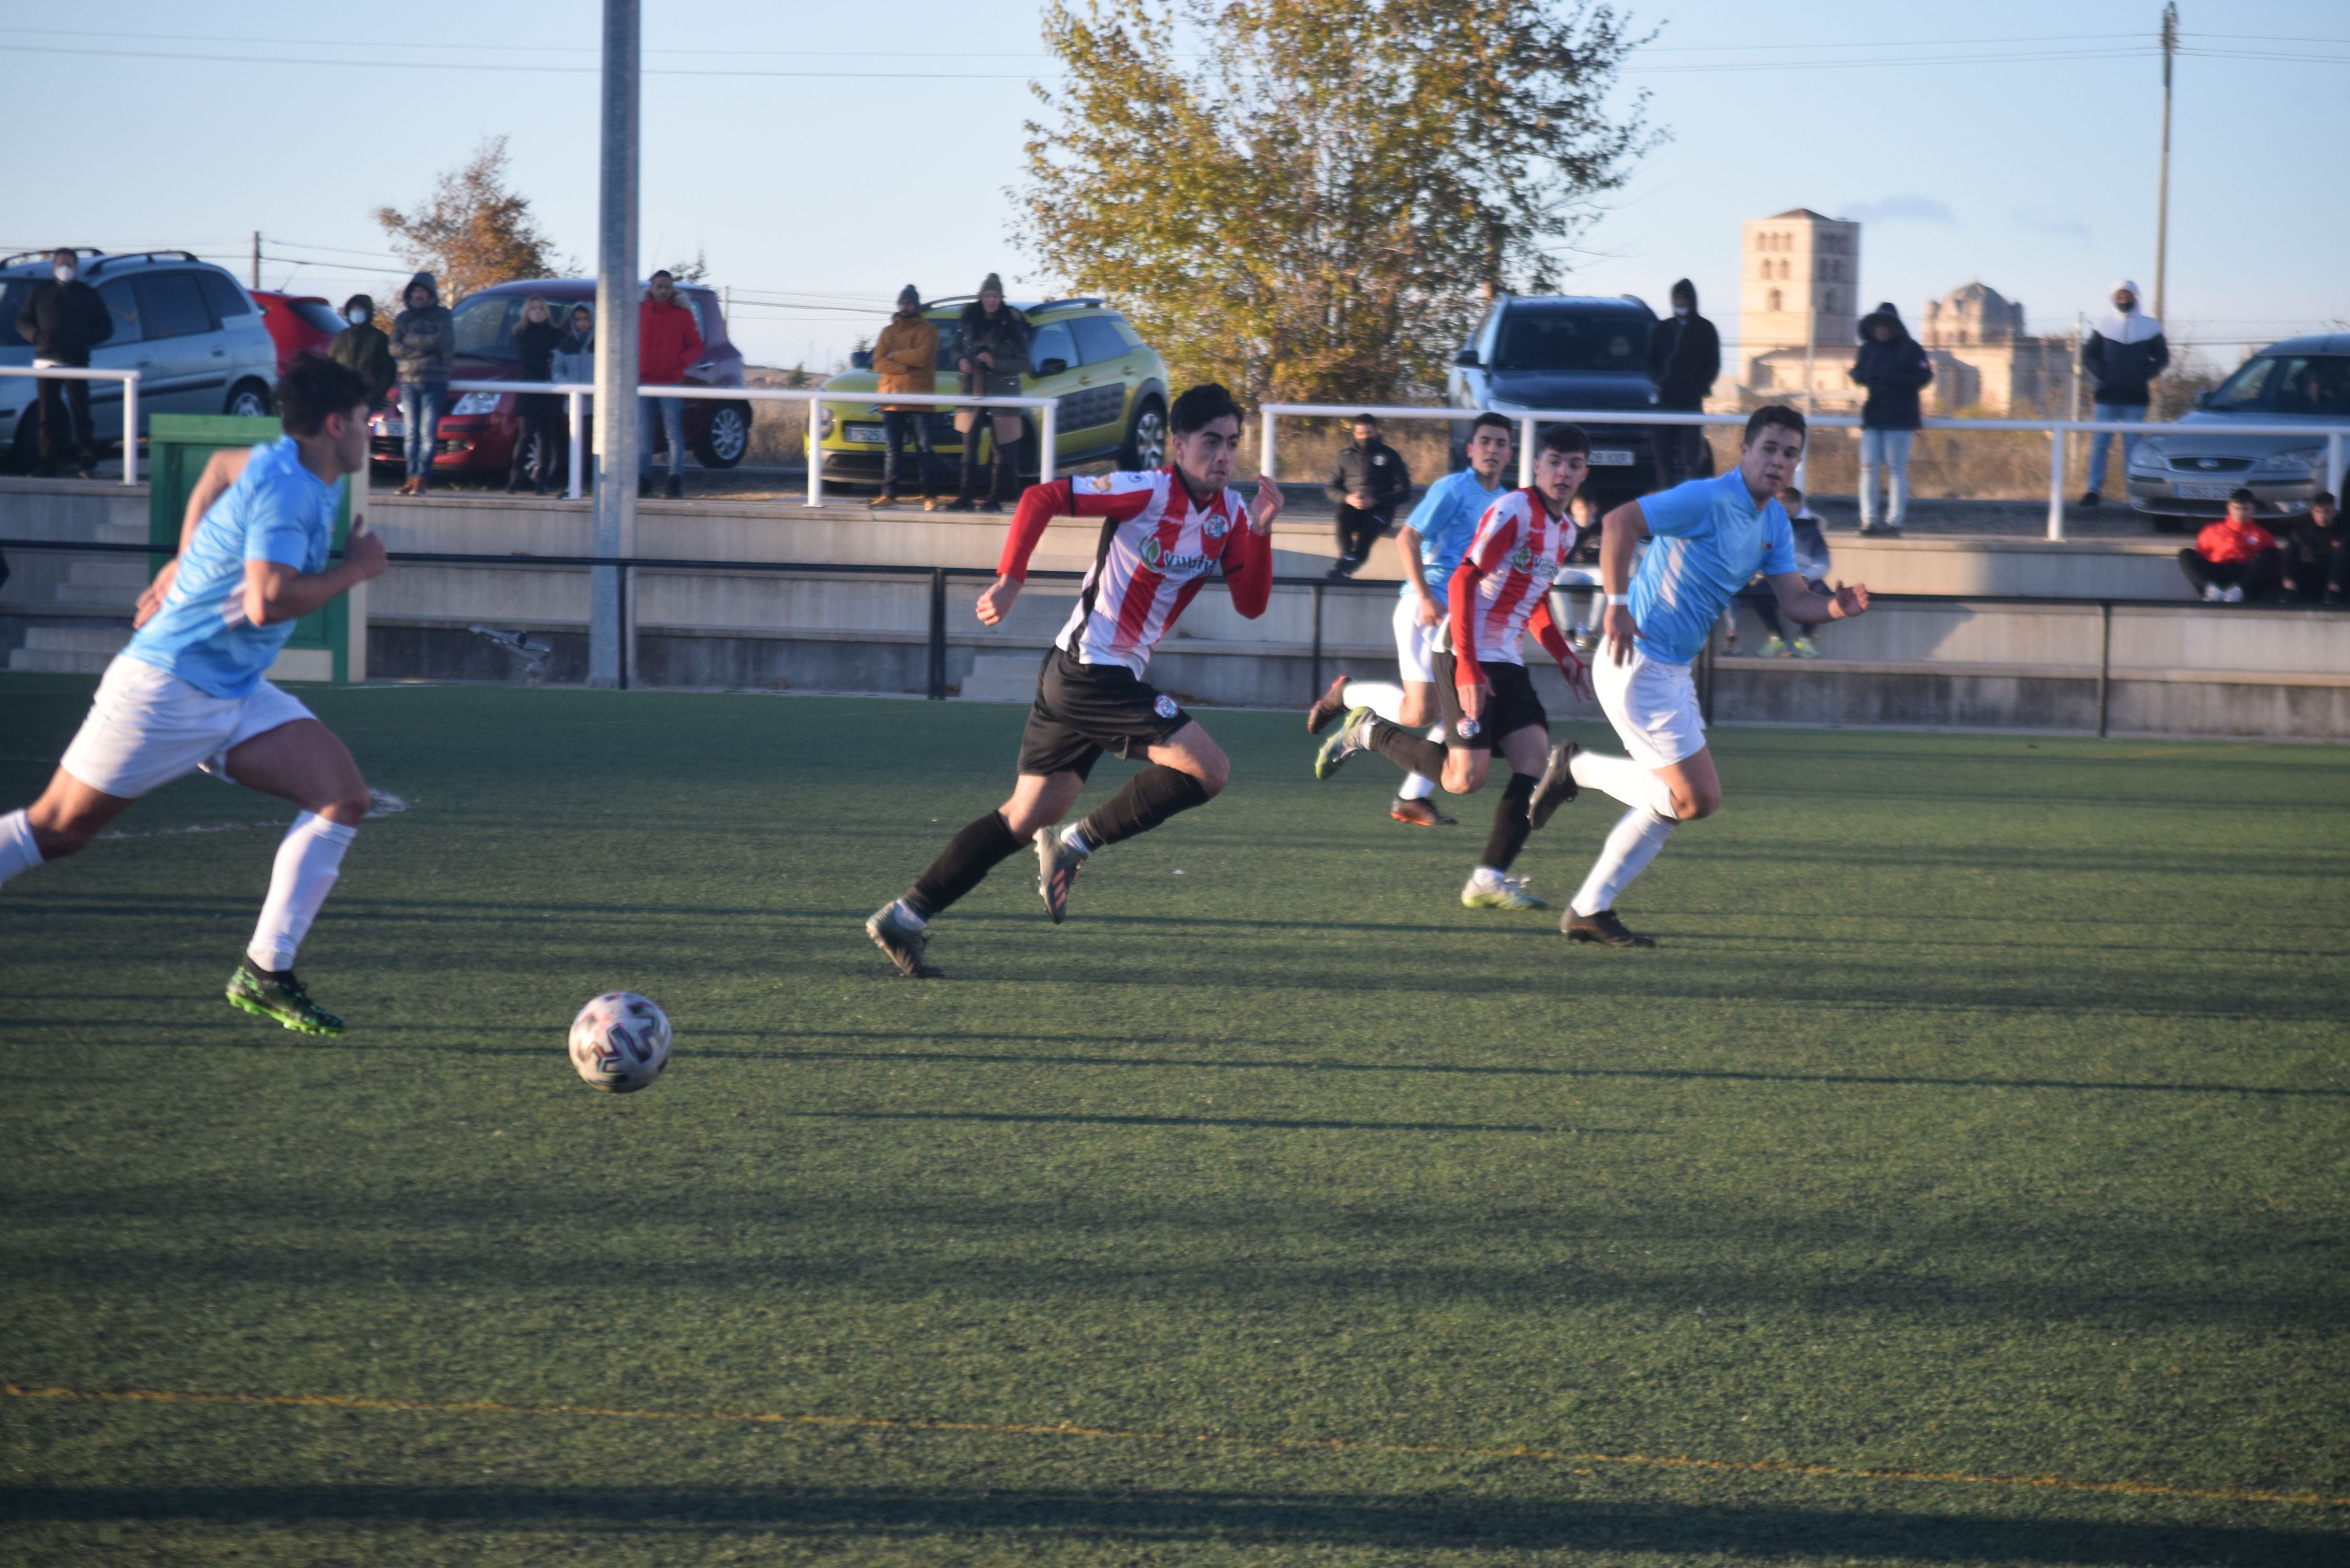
[450,391,502,415]
[2126,445,2167,472]
[817,407,835,437]
[2252,445,2322,475]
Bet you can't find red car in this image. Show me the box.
[371,277,752,482]
[251,290,342,376]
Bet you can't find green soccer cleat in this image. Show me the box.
[1314,706,1374,781]
[1792,636,1819,659]
[1462,874,1549,910]
[225,960,345,1035]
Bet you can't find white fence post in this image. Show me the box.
[1518,416,1535,488]
[121,371,139,485]
[2047,424,2068,541]
[1039,397,1057,486]
[805,391,822,508]
[1261,406,1278,483]
[566,389,584,499]
[2330,430,2345,503]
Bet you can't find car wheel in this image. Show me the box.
[694,402,750,469]
[1119,396,1167,472]
[225,379,273,419]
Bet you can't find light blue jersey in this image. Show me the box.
[1398,467,1506,598]
[124,439,342,699]
[1629,471,1797,664]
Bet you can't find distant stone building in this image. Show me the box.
[1917,280,2078,416]
[1737,209,1863,410]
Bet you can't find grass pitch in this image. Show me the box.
[2,674,2346,1565]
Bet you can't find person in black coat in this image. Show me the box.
[508,295,566,494]
[1646,278,1720,487]
[1322,414,1414,578]
[1849,302,1933,536]
[947,273,1031,512]
[14,249,114,476]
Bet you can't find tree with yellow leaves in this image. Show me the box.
[375,136,559,305]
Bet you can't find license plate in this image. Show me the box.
[2174,481,2236,500]
[1588,448,1634,466]
[845,423,886,444]
[376,418,404,437]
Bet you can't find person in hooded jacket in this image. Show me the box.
[1645,279,1720,487]
[389,272,453,495]
[2078,280,2169,507]
[15,249,113,477]
[1848,303,1933,536]
[946,273,1030,512]
[327,295,394,408]
[549,302,595,494]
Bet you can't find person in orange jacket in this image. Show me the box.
[2179,489,2281,603]
[638,270,705,499]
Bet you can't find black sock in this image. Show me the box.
[906,810,1024,919]
[1368,717,1445,778]
[1481,772,1536,871]
[1077,764,1212,849]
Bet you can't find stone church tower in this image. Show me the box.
[1738,209,1860,405]
[1919,280,2077,415]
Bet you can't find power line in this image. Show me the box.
[0,42,1036,78]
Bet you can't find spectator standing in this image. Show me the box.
[1752,487,1833,656]
[1849,302,1932,537]
[1646,278,1720,487]
[638,270,705,500]
[1323,414,1413,579]
[389,271,452,495]
[2281,491,2345,605]
[14,249,112,478]
[2179,489,2280,602]
[872,285,941,510]
[946,274,1030,513]
[550,302,596,492]
[327,295,393,408]
[2078,280,2169,507]
[508,295,565,495]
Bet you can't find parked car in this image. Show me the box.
[372,276,752,482]
[0,248,278,469]
[251,290,343,376]
[815,296,1170,487]
[1445,293,1669,509]
[2125,334,2350,531]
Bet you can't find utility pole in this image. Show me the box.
[2153,2,2178,326]
[250,231,261,290]
[590,0,641,690]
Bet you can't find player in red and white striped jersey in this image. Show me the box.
[866,384,1283,976]
[1314,423,1595,909]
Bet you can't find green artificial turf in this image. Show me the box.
[2,674,2346,1565]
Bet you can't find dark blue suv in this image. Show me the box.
[1445,294,1671,505]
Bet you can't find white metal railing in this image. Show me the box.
[0,365,140,484]
[1259,402,2350,543]
[440,381,1057,508]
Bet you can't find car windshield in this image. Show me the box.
[2208,354,2350,416]
[451,294,524,361]
[0,280,29,345]
[1494,312,1650,373]
[293,299,346,335]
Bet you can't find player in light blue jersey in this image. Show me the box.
[1305,412,1515,826]
[0,355,388,1032]
[1525,405,1870,946]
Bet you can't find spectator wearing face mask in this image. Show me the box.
[327,295,394,408]
[1645,279,1720,488]
[14,248,113,478]
[2078,280,2169,508]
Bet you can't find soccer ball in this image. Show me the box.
[568,991,672,1093]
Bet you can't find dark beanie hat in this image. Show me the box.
[981,272,1004,295]
[897,284,920,305]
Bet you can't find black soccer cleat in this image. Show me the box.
[1305,674,1353,735]
[225,960,346,1034]
[1526,741,1581,829]
[1561,907,1656,948]
[1034,828,1085,924]
[866,904,942,978]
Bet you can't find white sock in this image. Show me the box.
[1341,680,1407,724]
[1570,807,1676,917]
[1569,749,1678,817]
[1059,823,1095,858]
[890,897,926,930]
[0,809,43,888]
[1399,725,1444,800]
[246,812,357,973]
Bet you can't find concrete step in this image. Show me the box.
[66,557,148,584]
[54,582,142,607]
[95,521,148,545]
[20,625,131,654]
[957,651,1042,702]
[8,648,117,673]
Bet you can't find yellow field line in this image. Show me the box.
[8,1380,2344,1511]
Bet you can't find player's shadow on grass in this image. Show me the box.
[0,1483,2339,1563]
[768,1107,1644,1136]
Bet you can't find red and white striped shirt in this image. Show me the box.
[1448,488,1578,669]
[998,469,1273,675]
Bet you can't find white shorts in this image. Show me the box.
[59,656,316,799]
[1392,594,1438,684]
[1594,644,1706,770]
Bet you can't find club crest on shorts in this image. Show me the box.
[1153,694,1180,720]
[1458,716,1481,738]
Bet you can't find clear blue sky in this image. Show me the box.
[5,0,2342,377]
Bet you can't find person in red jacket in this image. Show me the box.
[2179,489,2281,603]
[638,270,704,499]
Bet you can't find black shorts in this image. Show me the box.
[1016,648,1192,779]
[1432,652,1548,751]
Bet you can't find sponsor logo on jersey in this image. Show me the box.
[1137,535,1213,574]
[1153,694,1180,719]
[1084,474,1119,492]
[1509,544,1534,570]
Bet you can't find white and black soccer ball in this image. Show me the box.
[568,991,672,1093]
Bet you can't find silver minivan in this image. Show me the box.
[2125,333,2350,529]
[1,249,280,469]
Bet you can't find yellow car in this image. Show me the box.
[816,296,1170,487]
